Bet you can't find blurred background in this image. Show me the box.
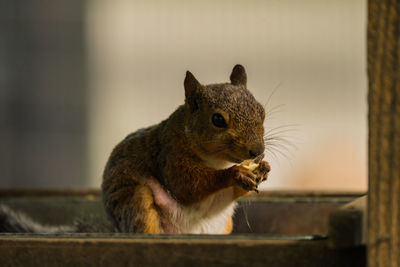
[0,0,367,191]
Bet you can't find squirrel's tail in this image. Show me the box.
[0,205,114,233]
[0,205,76,234]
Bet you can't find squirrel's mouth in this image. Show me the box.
[225,154,244,164]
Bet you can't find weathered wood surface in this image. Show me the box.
[0,191,366,266]
[0,235,365,267]
[368,0,400,266]
[0,192,360,235]
[0,189,364,198]
[329,196,367,248]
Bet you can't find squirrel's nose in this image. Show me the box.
[248,143,264,159]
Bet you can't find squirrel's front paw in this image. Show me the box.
[230,165,259,192]
[253,161,271,184]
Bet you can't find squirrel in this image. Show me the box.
[0,64,270,234]
[102,64,270,234]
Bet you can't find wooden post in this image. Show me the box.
[368,1,400,266]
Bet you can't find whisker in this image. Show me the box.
[265,147,279,161]
[265,144,295,161]
[262,122,301,164]
[264,104,286,118]
[262,82,282,109]
[266,145,293,165]
[265,141,293,152]
[264,124,300,136]
[242,204,253,232]
[264,137,298,150]
[264,132,298,142]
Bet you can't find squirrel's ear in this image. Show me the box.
[230,64,247,87]
[184,71,201,94]
[184,71,202,111]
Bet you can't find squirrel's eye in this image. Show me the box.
[212,113,227,128]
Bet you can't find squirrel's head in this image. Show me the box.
[183,64,265,165]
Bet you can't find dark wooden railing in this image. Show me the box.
[367,1,400,266]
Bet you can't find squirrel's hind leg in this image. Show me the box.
[103,178,163,234]
[134,184,164,234]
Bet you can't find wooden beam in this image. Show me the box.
[0,235,365,267]
[368,1,400,266]
[329,196,367,248]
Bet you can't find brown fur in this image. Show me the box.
[224,216,234,234]
[102,64,270,233]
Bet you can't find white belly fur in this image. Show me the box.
[149,155,238,234]
[169,187,237,234]
[169,156,237,234]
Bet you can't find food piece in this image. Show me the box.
[239,160,261,193]
[240,160,259,171]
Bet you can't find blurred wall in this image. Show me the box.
[87,0,367,190]
[0,1,87,188]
